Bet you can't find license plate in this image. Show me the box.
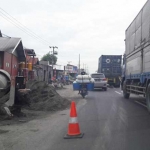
[95,79,101,81]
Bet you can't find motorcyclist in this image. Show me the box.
[78,71,86,94]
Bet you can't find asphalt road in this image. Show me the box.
[1,87,150,150]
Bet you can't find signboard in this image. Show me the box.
[65,66,73,71]
[65,65,78,73]
[73,66,77,71]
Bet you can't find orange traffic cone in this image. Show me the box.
[64,101,84,139]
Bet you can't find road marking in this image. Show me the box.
[115,91,121,95]
[135,101,147,108]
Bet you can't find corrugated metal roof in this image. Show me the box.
[0,37,20,52]
[0,37,26,61]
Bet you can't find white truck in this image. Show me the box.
[121,0,150,112]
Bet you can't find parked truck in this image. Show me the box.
[98,55,122,87]
[121,0,150,112]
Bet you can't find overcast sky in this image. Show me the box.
[0,0,147,73]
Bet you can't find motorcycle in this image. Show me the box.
[79,83,88,98]
[73,71,94,98]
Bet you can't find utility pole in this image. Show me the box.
[0,30,2,37]
[87,66,89,74]
[49,46,58,78]
[79,54,80,74]
[84,64,86,73]
[83,63,84,71]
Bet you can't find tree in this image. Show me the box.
[41,53,57,64]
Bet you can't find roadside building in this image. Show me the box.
[53,64,64,79]
[0,35,26,106]
[39,61,52,83]
[24,48,39,80]
[64,64,78,79]
[0,36,26,86]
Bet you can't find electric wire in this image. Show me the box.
[0,7,51,46]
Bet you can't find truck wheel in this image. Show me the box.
[146,84,150,112]
[123,81,130,99]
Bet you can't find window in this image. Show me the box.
[6,63,10,67]
[117,59,120,63]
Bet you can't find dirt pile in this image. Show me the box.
[26,80,71,111]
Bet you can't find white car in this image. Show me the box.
[91,73,107,91]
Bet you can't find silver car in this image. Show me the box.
[91,73,107,91]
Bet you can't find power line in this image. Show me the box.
[0,15,39,41]
[0,7,81,67]
[0,12,48,46]
[0,7,51,46]
[0,8,82,59]
[0,7,51,44]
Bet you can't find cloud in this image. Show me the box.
[0,0,147,73]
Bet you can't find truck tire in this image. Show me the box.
[123,81,130,99]
[146,83,150,112]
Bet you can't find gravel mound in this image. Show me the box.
[26,80,71,111]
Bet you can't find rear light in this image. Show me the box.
[103,78,107,81]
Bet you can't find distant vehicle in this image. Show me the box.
[73,75,94,98]
[121,0,150,112]
[98,55,122,88]
[91,73,107,91]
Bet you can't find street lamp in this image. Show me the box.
[49,46,58,78]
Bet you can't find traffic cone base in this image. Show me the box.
[64,133,84,139]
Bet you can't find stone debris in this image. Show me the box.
[0,80,70,120]
[25,80,71,111]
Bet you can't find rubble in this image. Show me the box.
[0,80,70,122]
[0,92,10,106]
[0,92,12,118]
[0,104,13,120]
[25,80,71,111]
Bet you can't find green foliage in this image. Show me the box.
[41,53,57,64]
